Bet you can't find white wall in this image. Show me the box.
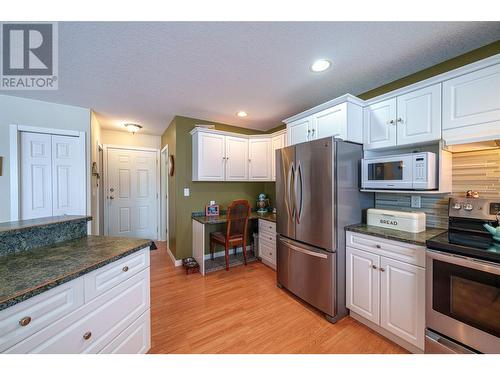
[101,129,161,149]
[0,94,91,223]
[90,111,102,234]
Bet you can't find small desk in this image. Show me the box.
[192,212,276,275]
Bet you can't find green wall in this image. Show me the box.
[161,116,275,260]
[358,40,500,100]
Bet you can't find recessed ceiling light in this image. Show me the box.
[310,59,331,73]
[124,123,142,134]
[236,111,248,118]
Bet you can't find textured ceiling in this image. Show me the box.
[7,22,500,135]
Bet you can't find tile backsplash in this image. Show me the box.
[375,148,500,229]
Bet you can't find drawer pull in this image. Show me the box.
[375,244,381,249]
[19,316,32,327]
[83,331,92,340]
[122,266,129,272]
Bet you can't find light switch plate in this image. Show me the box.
[183,188,190,197]
[411,195,421,208]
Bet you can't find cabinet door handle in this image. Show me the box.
[375,244,381,249]
[397,117,403,123]
[371,265,378,270]
[83,331,92,340]
[19,316,32,327]
[379,267,385,272]
[388,120,395,125]
[122,266,129,272]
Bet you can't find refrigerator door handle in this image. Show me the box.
[285,162,295,222]
[279,238,328,259]
[295,162,303,224]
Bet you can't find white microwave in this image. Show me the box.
[362,152,437,190]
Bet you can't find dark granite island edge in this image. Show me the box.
[0,236,152,311]
[345,223,447,246]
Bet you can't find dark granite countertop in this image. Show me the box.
[0,235,152,311]
[193,211,276,224]
[345,223,447,246]
[0,215,91,235]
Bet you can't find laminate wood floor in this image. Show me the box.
[149,242,407,354]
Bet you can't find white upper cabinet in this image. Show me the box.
[192,131,225,181]
[442,63,500,144]
[225,136,248,181]
[396,84,442,146]
[363,98,397,150]
[191,128,282,182]
[364,84,441,150]
[248,138,272,181]
[285,94,364,146]
[287,116,312,145]
[271,132,286,181]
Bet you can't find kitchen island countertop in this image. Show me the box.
[0,235,152,311]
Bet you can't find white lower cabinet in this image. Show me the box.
[1,248,151,354]
[346,247,380,324]
[258,219,276,269]
[380,257,425,350]
[346,231,425,351]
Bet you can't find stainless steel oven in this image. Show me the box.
[426,250,500,353]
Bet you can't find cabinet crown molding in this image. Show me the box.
[189,126,286,138]
[283,93,364,124]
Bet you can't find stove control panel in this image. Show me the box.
[449,197,500,221]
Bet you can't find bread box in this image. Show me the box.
[367,209,426,233]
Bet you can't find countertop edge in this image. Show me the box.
[345,223,447,246]
[0,239,152,311]
[0,216,92,236]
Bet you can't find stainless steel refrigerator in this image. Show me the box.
[276,137,373,323]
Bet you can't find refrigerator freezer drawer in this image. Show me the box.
[277,236,336,317]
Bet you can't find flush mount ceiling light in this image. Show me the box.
[124,123,142,134]
[236,111,248,118]
[310,59,331,73]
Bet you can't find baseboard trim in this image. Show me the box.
[166,246,182,267]
[349,311,423,354]
[203,245,253,260]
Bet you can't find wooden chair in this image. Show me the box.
[209,200,251,271]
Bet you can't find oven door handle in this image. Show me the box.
[426,249,500,276]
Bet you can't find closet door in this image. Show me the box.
[51,135,85,216]
[20,132,53,220]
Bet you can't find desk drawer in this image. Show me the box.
[6,268,150,354]
[259,231,276,245]
[84,247,149,302]
[0,278,84,352]
[259,219,276,234]
[259,237,276,266]
[346,231,425,267]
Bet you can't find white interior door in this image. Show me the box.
[20,131,85,220]
[107,148,157,240]
[20,132,53,220]
[51,135,85,216]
